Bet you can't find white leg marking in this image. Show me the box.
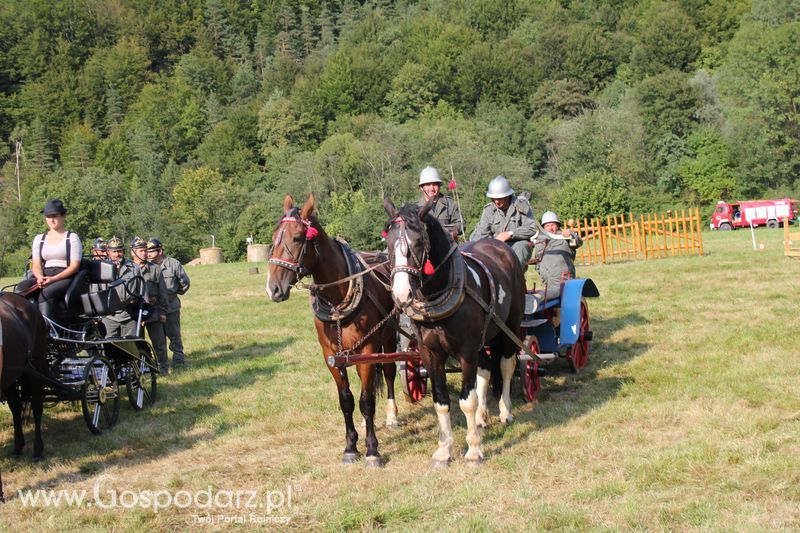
[476,367,490,427]
[497,284,506,305]
[459,389,483,462]
[499,356,516,424]
[385,398,399,428]
[432,402,453,463]
[392,239,412,305]
[467,265,481,288]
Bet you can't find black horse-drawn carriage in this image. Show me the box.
[4,258,158,435]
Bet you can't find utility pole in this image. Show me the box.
[14,138,22,202]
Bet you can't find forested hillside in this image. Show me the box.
[0,0,797,271]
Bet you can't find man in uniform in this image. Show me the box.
[146,238,190,369]
[130,236,169,374]
[102,236,141,338]
[417,166,463,240]
[470,175,536,270]
[534,211,583,299]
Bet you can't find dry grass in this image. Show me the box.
[1,228,799,531]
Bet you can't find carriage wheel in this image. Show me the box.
[567,299,591,373]
[81,355,120,434]
[398,360,427,403]
[519,338,541,402]
[125,346,158,410]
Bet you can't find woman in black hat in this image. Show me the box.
[16,199,83,318]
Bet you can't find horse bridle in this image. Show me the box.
[388,215,430,280]
[268,215,318,280]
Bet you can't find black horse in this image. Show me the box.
[0,292,49,501]
[266,194,398,467]
[383,198,525,466]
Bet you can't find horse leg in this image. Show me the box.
[6,385,25,457]
[330,366,360,464]
[459,358,483,465]
[382,357,399,428]
[498,354,516,424]
[476,349,491,428]
[30,378,45,461]
[357,363,381,468]
[428,354,453,467]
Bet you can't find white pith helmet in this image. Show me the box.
[419,166,443,186]
[541,211,560,225]
[486,175,514,199]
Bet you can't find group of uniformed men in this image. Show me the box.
[414,166,583,294]
[92,236,190,375]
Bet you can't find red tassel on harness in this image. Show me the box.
[381,230,388,239]
[305,226,319,240]
[423,259,435,275]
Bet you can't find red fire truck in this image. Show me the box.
[711,198,799,230]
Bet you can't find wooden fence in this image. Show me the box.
[569,208,705,266]
[783,218,800,258]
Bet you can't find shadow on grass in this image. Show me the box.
[1,338,294,494]
[379,312,650,462]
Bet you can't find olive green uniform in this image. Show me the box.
[534,233,583,298]
[469,195,536,269]
[158,256,190,366]
[102,259,142,338]
[417,194,463,238]
[138,260,169,373]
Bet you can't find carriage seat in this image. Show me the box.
[79,260,124,317]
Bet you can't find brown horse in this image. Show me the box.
[0,292,49,501]
[383,198,525,466]
[265,194,398,466]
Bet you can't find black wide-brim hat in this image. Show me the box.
[41,199,67,216]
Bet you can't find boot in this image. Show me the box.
[38,300,53,320]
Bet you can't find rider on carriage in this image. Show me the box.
[102,236,142,338]
[417,166,463,240]
[469,176,536,271]
[533,211,583,299]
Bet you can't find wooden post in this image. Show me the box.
[599,217,607,264]
[785,217,790,256]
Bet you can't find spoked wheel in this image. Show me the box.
[81,355,120,434]
[567,299,591,373]
[125,346,158,410]
[519,337,541,402]
[398,359,428,403]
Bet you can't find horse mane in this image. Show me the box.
[397,203,452,266]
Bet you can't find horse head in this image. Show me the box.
[265,194,321,302]
[383,197,437,308]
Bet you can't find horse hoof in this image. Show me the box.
[500,414,513,424]
[465,458,483,468]
[365,456,383,468]
[11,450,23,458]
[430,459,450,469]
[342,452,360,464]
[384,420,400,430]
[32,455,45,463]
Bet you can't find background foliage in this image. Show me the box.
[1,0,798,273]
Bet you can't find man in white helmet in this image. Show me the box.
[534,211,583,298]
[470,175,536,270]
[417,166,463,239]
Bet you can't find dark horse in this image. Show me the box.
[266,194,398,467]
[383,198,525,465]
[0,292,49,501]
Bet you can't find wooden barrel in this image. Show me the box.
[199,247,224,264]
[247,244,270,263]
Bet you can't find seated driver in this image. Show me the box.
[533,211,583,299]
[469,175,536,270]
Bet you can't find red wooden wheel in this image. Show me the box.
[519,337,541,402]
[567,299,590,373]
[399,359,427,402]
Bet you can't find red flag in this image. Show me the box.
[448,178,456,190]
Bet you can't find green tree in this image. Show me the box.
[555,172,631,221]
[631,2,701,77]
[677,128,740,203]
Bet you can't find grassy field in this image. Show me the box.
[1,228,799,531]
